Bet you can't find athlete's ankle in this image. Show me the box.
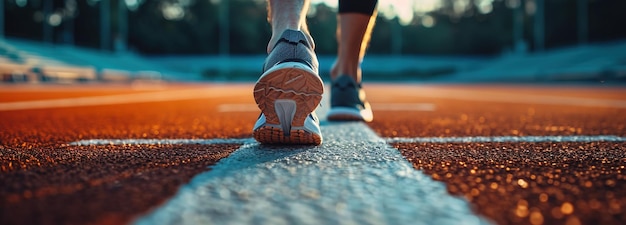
[267,28,315,53]
[331,61,361,83]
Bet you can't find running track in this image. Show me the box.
[1,83,625,225]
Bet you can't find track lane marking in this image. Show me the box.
[70,138,255,146]
[68,133,624,225]
[70,135,626,146]
[398,87,626,108]
[0,89,248,111]
[385,135,626,143]
[131,122,491,225]
[373,103,436,111]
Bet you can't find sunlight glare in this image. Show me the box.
[414,0,442,14]
[453,0,470,15]
[161,2,185,21]
[311,0,444,25]
[421,15,435,27]
[476,0,494,14]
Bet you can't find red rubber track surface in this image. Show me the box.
[365,84,626,225]
[1,83,625,225]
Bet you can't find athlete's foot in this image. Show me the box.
[327,75,373,122]
[253,29,324,145]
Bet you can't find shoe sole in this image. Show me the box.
[327,106,373,122]
[253,62,324,145]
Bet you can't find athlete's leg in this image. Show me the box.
[327,0,377,122]
[253,0,324,145]
[266,0,314,53]
[331,0,378,83]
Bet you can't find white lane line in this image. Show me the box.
[407,87,626,108]
[385,135,626,143]
[70,135,626,146]
[217,103,436,112]
[131,122,491,225]
[69,138,255,146]
[374,103,436,111]
[0,89,248,111]
[70,135,624,224]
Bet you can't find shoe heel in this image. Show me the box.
[253,62,323,127]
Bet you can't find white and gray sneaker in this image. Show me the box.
[252,29,324,145]
[327,75,373,122]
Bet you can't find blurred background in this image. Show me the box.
[1,0,625,83]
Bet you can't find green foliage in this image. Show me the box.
[128,0,218,54]
[4,0,626,55]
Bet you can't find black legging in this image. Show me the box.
[338,0,378,16]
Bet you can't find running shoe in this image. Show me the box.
[327,75,373,122]
[253,29,324,145]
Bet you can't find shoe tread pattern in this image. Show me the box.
[254,67,323,127]
[253,126,321,145]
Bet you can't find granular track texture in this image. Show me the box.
[0,85,257,225]
[0,144,239,225]
[395,142,626,225]
[365,85,626,225]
